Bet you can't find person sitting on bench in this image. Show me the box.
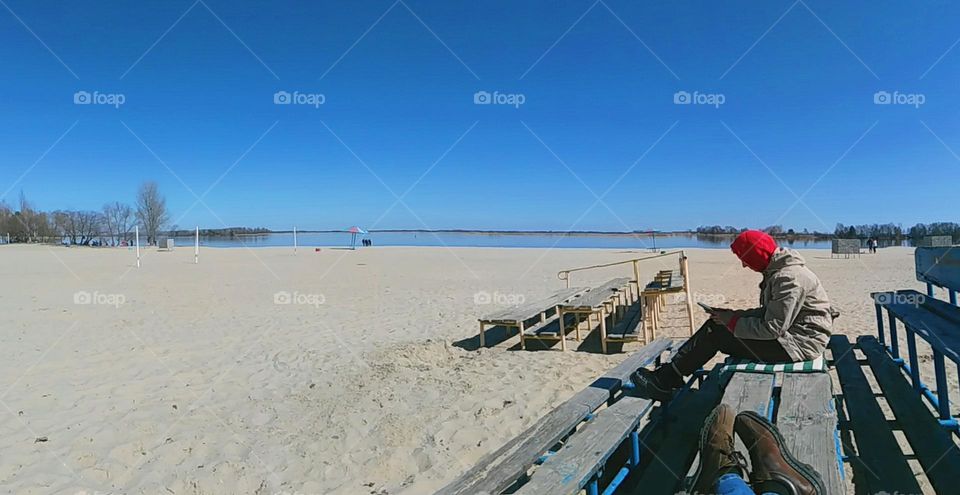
[631,230,834,401]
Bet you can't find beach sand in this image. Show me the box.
[0,244,946,494]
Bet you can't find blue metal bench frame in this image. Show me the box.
[873,246,960,432]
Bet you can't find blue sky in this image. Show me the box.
[0,0,958,232]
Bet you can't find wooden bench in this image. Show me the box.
[674,370,843,493]
[436,338,676,495]
[832,335,960,493]
[478,287,586,348]
[872,246,960,431]
[447,330,960,494]
[502,363,843,494]
[553,277,633,353]
[641,269,685,336]
[603,299,646,348]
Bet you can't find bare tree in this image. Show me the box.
[103,202,134,246]
[135,181,169,245]
[54,210,103,245]
[12,191,54,243]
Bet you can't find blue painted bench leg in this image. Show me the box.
[932,350,958,429]
[587,473,599,495]
[887,310,902,363]
[875,303,885,346]
[905,329,921,392]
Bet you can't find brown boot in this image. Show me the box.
[734,410,826,495]
[690,404,746,494]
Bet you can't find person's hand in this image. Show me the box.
[710,310,736,328]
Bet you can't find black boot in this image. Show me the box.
[629,365,682,402]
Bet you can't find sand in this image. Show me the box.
[0,244,943,494]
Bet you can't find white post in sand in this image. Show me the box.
[194,226,199,264]
[293,226,298,254]
[135,226,141,268]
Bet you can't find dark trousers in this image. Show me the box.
[670,320,792,376]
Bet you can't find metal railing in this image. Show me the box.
[557,250,685,288]
[558,249,695,335]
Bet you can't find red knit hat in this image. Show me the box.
[730,230,777,272]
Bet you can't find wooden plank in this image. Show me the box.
[522,313,582,339]
[858,336,960,493]
[720,372,775,415]
[606,301,643,340]
[436,338,674,495]
[829,335,921,494]
[717,372,775,476]
[561,278,631,310]
[515,395,655,495]
[481,287,586,323]
[777,373,844,495]
[916,246,960,290]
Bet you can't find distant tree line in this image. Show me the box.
[695,225,827,238]
[696,222,960,243]
[834,222,960,242]
[0,181,169,246]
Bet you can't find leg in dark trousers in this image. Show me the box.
[632,319,793,400]
[669,319,793,376]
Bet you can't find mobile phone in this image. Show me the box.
[697,301,717,313]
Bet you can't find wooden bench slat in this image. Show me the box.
[778,373,844,495]
[560,278,631,310]
[606,301,644,340]
[830,335,921,494]
[858,336,960,493]
[515,395,655,495]
[720,372,775,414]
[715,372,775,476]
[523,313,579,337]
[480,287,586,323]
[436,338,673,495]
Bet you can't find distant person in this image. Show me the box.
[871,238,878,253]
[631,230,835,401]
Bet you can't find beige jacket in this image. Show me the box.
[732,248,833,361]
